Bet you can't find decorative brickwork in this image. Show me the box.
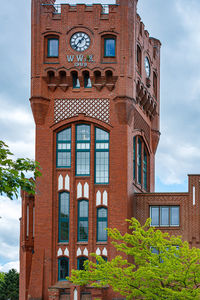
[134,109,150,142]
[54,98,110,124]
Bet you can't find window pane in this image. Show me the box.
[79,221,88,240]
[79,201,88,218]
[59,258,68,280]
[95,152,109,183]
[77,125,90,141]
[60,221,69,241]
[96,128,109,141]
[133,137,136,180]
[160,207,169,226]
[97,221,107,241]
[48,39,59,57]
[60,193,69,217]
[57,152,71,167]
[84,74,92,88]
[72,73,80,88]
[98,208,107,218]
[105,39,115,57]
[171,206,179,226]
[137,139,142,184]
[76,152,90,175]
[78,257,87,270]
[57,128,71,141]
[151,207,159,226]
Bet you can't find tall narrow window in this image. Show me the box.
[48,38,59,57]
[137,45,142,74]
[104,38,116,57]
[26,205,29,237]
[133,137,136,180]
[72,71,80,88]
[143,149,147,190]
[153,71,158,99]
[59,192,70,242]
[78,200,88,241]
[133,136,149,190]
[83,71,92,88]
[95,128,109,184]
[58,257,69,280]
[76,125,90,176]
[137,138,142,185]
[77,256,88,270]
[56,128,71,168]
[97,207,107,242]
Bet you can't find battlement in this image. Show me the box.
[41,3,119,15]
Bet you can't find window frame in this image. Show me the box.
[58,192,70,243]
[77,200,89,242]
[58,257,69,281]
[72,72,80,89]
[77,256,88,270]
[56,128,71,168]
[95,127,109,184]
[47,38,59,58]
[75,124,91,176]
[150,206,180,227]
[104,38,116,58]
[97,207,108,242]
[133,135,149,191]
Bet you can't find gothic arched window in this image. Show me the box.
[78,200,89,242]
[58,257,69,281]
[133,136,149,191]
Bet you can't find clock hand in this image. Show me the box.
[75,36,85,49]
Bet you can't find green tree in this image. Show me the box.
[0,269,19,300]
[69,218,200,300]
[0,272,5,283]
[0,141,41,199]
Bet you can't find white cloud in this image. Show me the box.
[0,261,19,273]
[0,197,21,267]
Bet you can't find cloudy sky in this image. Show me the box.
[0,0,200,272]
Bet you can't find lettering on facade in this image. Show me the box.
[66,54,94,67]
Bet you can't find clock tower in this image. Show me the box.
[19,0,161,299]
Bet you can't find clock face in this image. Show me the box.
[70,32,91,52]
[144,56,150,77]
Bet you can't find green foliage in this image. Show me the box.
[0,140,41,199]
[0,272,5,283]
[0,269,19,300]
[69,218,200,300]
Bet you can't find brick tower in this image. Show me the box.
[19,0,161,299]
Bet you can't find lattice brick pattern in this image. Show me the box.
[54,98,110,124]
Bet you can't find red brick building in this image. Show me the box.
[19,0,200,299]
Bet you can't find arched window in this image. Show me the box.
[71,71,80,88]
[77,256,88,270]
[76,125,90,176]
[133,136,149,191]
[83,71,92,88]
[137,138,142,185]
[97,207,107,242]
[56,127,71,168]
[137,45,142,74]
[58,257,69,280]
[59,192,70,242]
[95,128,109,184]
[78,200,89,241]
[153,71,158,99]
